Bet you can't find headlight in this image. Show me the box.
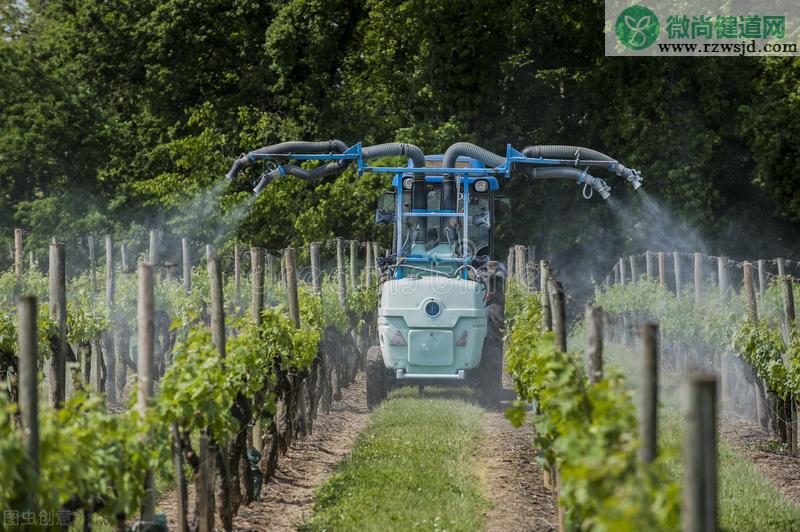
[473,179,489,193]
[402,177,414,190]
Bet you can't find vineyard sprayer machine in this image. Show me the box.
[226,141,643,408]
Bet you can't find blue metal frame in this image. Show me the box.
[252,143,615,281]
[250,143,617,177]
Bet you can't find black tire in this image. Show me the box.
[479,270,505,408]
[366,346,386,410]
[478,333,503,408]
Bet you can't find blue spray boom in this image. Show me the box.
[225,140,643,199]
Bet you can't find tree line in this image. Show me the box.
[1,0,798,268]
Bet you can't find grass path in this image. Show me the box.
[600,340,800,531]
[301,388,487,531]
[660,409,800,531]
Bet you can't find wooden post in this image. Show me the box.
[251,248,264,326]
[149,229,159,265]
[777,258,786,278]
[783,275,796,451]
[15,228,23,280]
[743,262,759,322]
[310,242,322,293]
[549,277,567,352]
[619,257,626,285]
[372,242,380,281]
[718,255,731,401]
[365,241,373,287]
[639,322,658,464]
[540,261,553,332]
[104,236,116,398]
[88,235,97,297]
[658,251,666,288]
[673,252,682,297]
[645,251,653,280]
[49,242,67,406]
[757,259,767,304]
[137,263,156,523]
[507,247,515,280]
[121,243,130,273]
[613,263,620,285]
[350,240,358,289]
[717,257,729,299]
[783,276,796,335]
[683,372,718,532]
[266,253,274,285]
[337,238,347,303]
[29,250,35,269]
[515,245,526,288]
[87,235,100,389]
[790,395,798,457]
[197,429,215,532]
[744,262,767,429]
[249,247,264,452]
[171,423,188,532]
[585,305,603,384]
[234,243,241,309]
[694,252,703,303]
[528,245,536,289]
[285,248,301,328]
[279,253,286,289]
[208,250,226,356]
[18,295,40,500]
[181,238,192,294]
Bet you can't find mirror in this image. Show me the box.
[472,210,490,228]
[375,209,394,225]
[494,196,511,223]
[378,191,395,213]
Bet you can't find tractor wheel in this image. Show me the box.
[478,335,503,408]
[479,279,505,408]
[366,346,386,410]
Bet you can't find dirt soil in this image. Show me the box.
[720,416,800,506]
[480,373,558,532]
[233,372,370,531]
[159,373,369,531]
[161,369,559,531]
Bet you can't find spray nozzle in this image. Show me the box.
[613,164,644,190]
[626,168,643,190]
[578,169,611,200]
[253,166,283,195]
[226,153,253,181]
[589,176,611,200]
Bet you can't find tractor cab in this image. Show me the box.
[375,155,509,280]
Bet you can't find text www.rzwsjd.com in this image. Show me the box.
[657,40,798,55]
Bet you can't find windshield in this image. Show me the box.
[399,182,490,257]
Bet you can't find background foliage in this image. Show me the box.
[1,0,799,269]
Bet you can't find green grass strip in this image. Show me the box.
[660,410,800,531]
[600,340,800,531]
[302,389,487,531]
